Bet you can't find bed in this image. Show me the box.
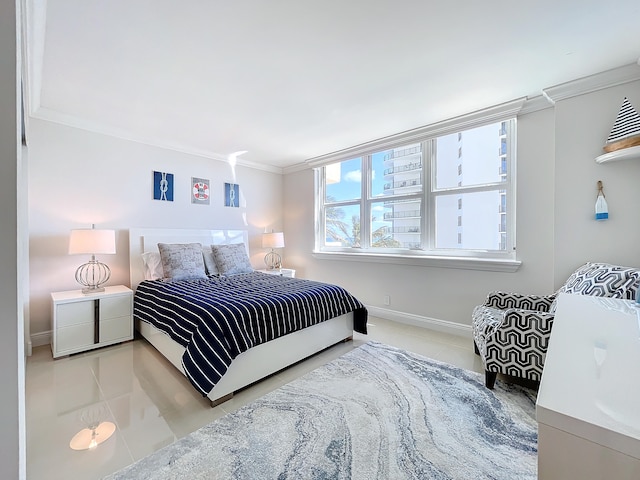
[128,228,367,406]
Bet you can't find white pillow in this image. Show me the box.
[157,243,207,282]
[141,252,163,280]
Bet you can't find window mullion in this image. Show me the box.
[361,155,371,249]
[506,118,516,252]
[432,182,509,195]
[424,139,434,251]
[315,168,324,251]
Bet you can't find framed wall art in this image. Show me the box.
[153,171,174,201]
[191,177,210,205]
[225,182,239,207]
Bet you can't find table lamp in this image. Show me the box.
[262,231,284,270]
[68,225,116,293]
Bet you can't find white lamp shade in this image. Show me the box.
[262,232,285,249]
[69,229,116,255]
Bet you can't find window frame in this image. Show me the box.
[310,100,523,272]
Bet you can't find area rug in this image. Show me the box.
[105,341,537,480]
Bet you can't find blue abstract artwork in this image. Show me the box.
[153,171,174,201]
[225,183,239,207]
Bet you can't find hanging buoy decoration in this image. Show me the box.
[595,180,609,221]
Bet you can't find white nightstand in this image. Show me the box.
[257,268,296,278]
[51,285,134,358]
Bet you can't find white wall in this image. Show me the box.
[1,0,26,477]
[283,81,640,330]
[28,118,283,341]
[26,71,640,341]
[553,81,640,285]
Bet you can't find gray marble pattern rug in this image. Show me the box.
[105,341,537,479]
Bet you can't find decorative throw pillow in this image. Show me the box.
[557,262,640,299]
[616,268,640,300]
[202,245,219,276]
[211,243,253,276]
[141,252,163,280]
[157,243,207,282]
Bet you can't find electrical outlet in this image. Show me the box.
[383,295,390,306]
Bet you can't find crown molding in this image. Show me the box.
[304,98,526,169]
[282,161,312,175]
[519,94,554,116]
[542,63,640,105]
[284,64,640,174]
[30,108,283,174]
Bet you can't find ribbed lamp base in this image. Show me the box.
[264,251,282,270]
[75,258,111,294]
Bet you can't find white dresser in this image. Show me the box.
[51,285,133,358]
[536,293,640,479]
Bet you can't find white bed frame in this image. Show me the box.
[129,228,354,406]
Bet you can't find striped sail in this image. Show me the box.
[606,97,640,143]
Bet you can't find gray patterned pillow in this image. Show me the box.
[202,246,219,275]
[157,243,207,281]
[211,243,253,276]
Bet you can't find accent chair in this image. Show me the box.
[472,262,640,389]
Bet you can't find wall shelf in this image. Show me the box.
[595,145,640,164]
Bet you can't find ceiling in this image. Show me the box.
[24,0,640,171]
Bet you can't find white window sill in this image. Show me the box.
[312,251,521,272]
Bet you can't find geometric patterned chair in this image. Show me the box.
[472,262,640,389]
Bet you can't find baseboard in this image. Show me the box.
[31,330,51,348]
[365,305,472,339]
[29,312,473,350]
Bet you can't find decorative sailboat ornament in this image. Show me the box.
[603,97,640,153]
[595,181,608,221]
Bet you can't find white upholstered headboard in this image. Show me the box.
[128,228,249,289]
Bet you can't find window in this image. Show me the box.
[316,118,516,262]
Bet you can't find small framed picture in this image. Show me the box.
[225,183,239,207]
[153,171,174,201]
[191,177,210,205]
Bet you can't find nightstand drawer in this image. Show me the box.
[100,296,132,320]
[100,315,133,343]
[56,324,94,352]
[56,301,94,328]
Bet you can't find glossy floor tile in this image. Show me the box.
[25,317,481,480]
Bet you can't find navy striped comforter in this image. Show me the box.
[134,272,367,396]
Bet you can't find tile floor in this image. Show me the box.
[25,317,483,480]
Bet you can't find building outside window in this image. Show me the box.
[316,118,515,260]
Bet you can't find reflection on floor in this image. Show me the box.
[26,316,483,480]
